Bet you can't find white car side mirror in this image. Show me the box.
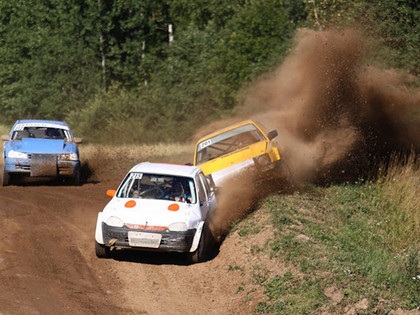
[1,135,10,141]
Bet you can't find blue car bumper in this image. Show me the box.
[4,155,80,178]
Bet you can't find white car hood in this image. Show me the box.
[102,197,199,228]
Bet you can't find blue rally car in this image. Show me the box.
[1,120,82,186]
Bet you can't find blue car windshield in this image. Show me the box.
[12,127,68,141]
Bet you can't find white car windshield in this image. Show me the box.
[117,172,197,204]
[12,126,71,141]
[196,124,265,164]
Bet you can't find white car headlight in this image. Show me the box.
[169,222,188,232]
[8,150,28,159]
[59,153,78,161]
[106,216,124,227]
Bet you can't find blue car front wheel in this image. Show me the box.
[2,165,10,186]
[73,166,81,185]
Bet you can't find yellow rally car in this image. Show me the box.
[193,120,292,188]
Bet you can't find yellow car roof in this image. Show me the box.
[196,120,262,142]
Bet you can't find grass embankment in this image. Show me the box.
[0,125,9,136]
[230,156,420,314]
[79,143,195,181]
[0,122,195,171]
[0,124,10,167]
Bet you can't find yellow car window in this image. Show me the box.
[196,124,265,164]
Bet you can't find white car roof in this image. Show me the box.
[129,162,201,177]
[13,120,70,130]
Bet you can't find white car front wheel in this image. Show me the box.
[95,241,111,258]
[188,221,214,263]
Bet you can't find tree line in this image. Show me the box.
[0,0,418,143]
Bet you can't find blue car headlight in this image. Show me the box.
[7,150,28,159]
[59,153,78,161]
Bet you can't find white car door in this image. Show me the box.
[204,174,218,210]
[197,173,211,220]
[198,172,217,218]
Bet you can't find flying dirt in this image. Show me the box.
[241,28,420,183]
[207,28,420,236]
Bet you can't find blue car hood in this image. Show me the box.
[9,138,74,154]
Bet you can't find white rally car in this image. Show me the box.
[95,162,217,263]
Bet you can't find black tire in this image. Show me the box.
[95,241,111,258]
[73,167,81,186]
[2,167,10,186]
[187,221,215,263]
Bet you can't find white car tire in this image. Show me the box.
[95,241,111,258]
[188,221,214,263]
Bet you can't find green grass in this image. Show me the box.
[0,124,11,167]
[231,214,264,237]
[77,143,194,180]
[0,124,10,136]
[375,153,420,251]
[0,135,193,178]
[233,157,420,314]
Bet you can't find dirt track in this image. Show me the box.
[0,179,255,315]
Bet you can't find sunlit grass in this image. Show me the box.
[79,142,194,163]
[78,142,195,180]
[375,152,420,252]
[0,124,10,167]
[233,155,420,313]
[0,133,195,176]
[0,124,10,136]
[255,182,419,313]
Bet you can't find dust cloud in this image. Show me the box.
[209,173,257,237]
[208,28,420,236]
[241,28,420,183]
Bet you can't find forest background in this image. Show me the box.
[0,0,418,143]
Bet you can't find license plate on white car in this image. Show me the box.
[128,231,162,248]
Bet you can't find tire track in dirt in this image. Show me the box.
[0,181,256,315]
[0,183,129,314]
